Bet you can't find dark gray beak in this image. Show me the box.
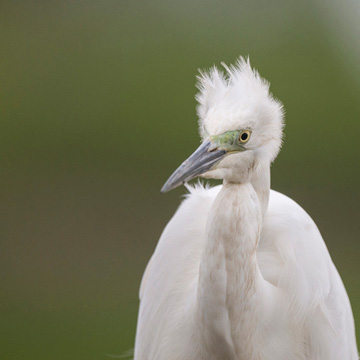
[161,141,226,193]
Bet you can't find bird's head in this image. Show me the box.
[161,57,284,193]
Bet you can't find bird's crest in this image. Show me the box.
[195,57,284,160]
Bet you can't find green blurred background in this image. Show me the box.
[1,1,359,358]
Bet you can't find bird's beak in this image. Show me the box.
[161,140,226,193]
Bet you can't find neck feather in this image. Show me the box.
[197,180,266,358]
[250,159,271,220]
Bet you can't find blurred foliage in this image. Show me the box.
[0,1,359,359]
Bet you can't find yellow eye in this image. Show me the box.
[239,130,251,143]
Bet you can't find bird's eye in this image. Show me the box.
[239,130,251,144]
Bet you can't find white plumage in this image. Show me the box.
[134,58,358,359]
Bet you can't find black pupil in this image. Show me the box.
[241,132,248,141]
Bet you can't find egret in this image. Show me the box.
[134,58,358,359]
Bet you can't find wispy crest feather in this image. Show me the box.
[195,57,284,161]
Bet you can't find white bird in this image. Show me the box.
[134,58,358,360]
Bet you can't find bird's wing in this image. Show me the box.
[258,190,357,358]
[139,183,221,301]
[258,190,332,312]
[135,184,222,360]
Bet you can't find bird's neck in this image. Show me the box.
[196,178,267,358]
[249,159,271,221]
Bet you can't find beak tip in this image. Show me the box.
[160,181,180,193]
[160,182,172,193]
